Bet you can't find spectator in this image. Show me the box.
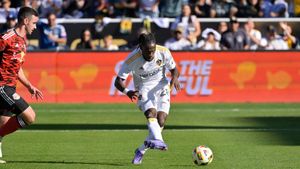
[220,17,249,50]
[0,13,17,34]
[107,0,137,18]
[232,0,260,17]
[76,28,96,50]
[271,0,289,17]
[193,0,211,18]
[218,21,228,34]
[171,4,201,45]
[30,0,42,13]
[0,0,17,20]
[63,0,90,18]
[196,28,221,50]
[164,25,192,50]
[296,0,300,17]
[10,0,23,8]
[88,0,108,18]
[264,25,288,50]
[259,0,273,17]
[279,22,298,49]
[99,34,119,50]
[210,0,235,18]
[244,19,262,50]
[39,0,63,18]
[260,0,289,17]
[38,12,67,50]
[159,0,184,18]
[90,11,107,39]
[137,0,159,18]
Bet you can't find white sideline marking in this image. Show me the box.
[19,128,300,132]
[37,108,300,113]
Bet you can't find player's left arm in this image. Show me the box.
[170,67,180,92]
[18,68,43,100]
[164,48,180,91]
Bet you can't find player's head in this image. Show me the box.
[17,6,39,35]
[138,33,156,62]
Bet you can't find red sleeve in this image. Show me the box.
[0,37,7,51]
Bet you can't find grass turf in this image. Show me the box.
[1,103,300,168]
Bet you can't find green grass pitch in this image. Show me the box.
[1,103,300,169]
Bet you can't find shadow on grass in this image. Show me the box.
[8,160,127,166]
[240,116,300,145]
[24,116,300,145]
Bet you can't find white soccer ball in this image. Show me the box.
[192,145,213,166]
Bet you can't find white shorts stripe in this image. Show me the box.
[0,86,15,105]
[17,116,27,127]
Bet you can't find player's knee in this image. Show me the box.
[21,107,36,125]
[144,108,157,118]
[25,113,36,124]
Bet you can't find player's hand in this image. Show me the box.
[170,78,181,92]
[28,85,43,101]
[127,90,139,102]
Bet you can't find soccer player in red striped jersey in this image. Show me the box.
[0,7,43,163]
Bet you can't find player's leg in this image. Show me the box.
[0,116,11,128]
[143,108,168,150]
[0,115,11,159]
[132,108,166,165]
[0,115,10,163]
[0,86,35,163]
[0,106,35,138]
[132,92,164,164]
[144,108,163,141]
[157,111,168,129]
[146,84,171,148]
[132,134,153,165]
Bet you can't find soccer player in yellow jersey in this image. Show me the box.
[115,33,180,164]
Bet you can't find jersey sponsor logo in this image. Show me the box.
[12,93,20,100]
[139,68,161,79]
[11,51,25,62]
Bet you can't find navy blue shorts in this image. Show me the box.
[0,86,29,115]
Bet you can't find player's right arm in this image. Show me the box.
[114,59,139,102]
[114,76,138,102]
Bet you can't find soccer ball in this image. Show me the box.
[192,145,213,166]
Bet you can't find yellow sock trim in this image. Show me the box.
[148,118,157,122]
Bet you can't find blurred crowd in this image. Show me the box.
[1,0,298,19]
[0,0,299,50]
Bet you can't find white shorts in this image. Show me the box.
[137,83,170,114]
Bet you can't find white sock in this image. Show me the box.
[147,118,163,141]
[0,142,2,158]
[138,133,153,154]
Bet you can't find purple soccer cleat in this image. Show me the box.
[144,139,168,151]
[132,149,144,165]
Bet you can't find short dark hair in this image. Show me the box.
[17,6,39,23]
[138,33,156,46]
